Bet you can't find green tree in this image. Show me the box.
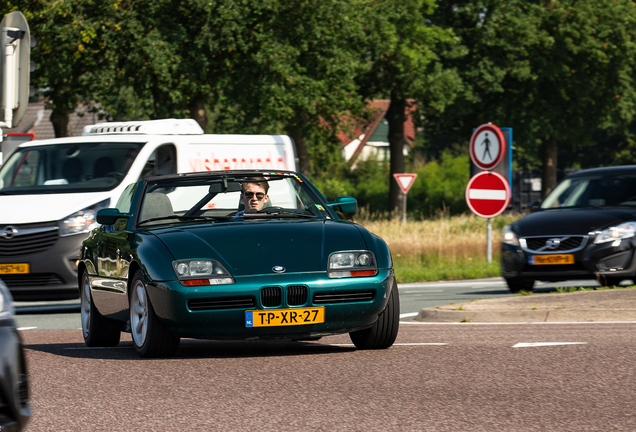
[358,0,462,216]
[429,0,636,196]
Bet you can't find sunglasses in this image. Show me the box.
[244,192,265,200]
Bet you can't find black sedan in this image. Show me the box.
[0,279,30,431]
[501,166,636,292]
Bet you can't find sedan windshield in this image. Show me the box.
[0,142,144,194]
[541,173,636,208]
[139,172,331,225]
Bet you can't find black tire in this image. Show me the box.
[598,275,623,287]
[129,270,180,358]
[80,270,121,347]
[349,277,400,350]
[505,277,534,293]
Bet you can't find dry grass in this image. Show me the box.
[352,212,524,282]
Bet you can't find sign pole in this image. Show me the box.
[402,191,407,226]
[487,218,492,264]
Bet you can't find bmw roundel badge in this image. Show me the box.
[273,266,285,273]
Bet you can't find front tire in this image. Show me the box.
[349,276,400,350]
[505,277,535,293]
[130,270,180,358]
[81,270,121,347]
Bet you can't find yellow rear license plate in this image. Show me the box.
[0,263,30,274]
[246,307,325,328]
[528,254,574,265]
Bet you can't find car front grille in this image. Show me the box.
[261,286,282,307]
[188,296,256,311]
[0,223,59,257]
[1,273,65,288]
[286,285,308,306]
[313,290,375,304]
[524,236,585,252]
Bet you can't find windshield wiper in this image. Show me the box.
[243,209,316,218]
[139,215,231,225]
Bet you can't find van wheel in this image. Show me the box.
[349,277,399,349]
[130,270,180,358]
[81,270,120,347]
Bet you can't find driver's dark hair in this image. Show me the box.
[241,176,269,194]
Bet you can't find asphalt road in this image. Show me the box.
[22,322,636,431]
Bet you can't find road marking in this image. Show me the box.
[400,321,636,325]
[327,343,447,347]
[513,342,587,348]
[17,327,37,331]
[65,346,134,350]
[400,312,419,318]
[402,290,444,293]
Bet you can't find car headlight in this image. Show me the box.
[328,251,378,278]
[0,279,15,321]
[501,225,519,246]
[59,199,110,237]
[594,222,636,244]
[172,260,235,286]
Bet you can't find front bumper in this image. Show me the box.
[501,236,636,282]
[0,321,30,431]
[145,270,394,339]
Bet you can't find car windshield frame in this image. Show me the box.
[135,171,333,228]
[541,172,636,209]
[0,142,145,195]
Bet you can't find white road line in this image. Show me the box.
[400,312,419,318]
[327,343,447,347]
[402,290,444,293]
[400,321,636,325]
[17,327,37,331]
[65,346,134,350]
[513,342,587,348]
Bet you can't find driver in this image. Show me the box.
[240,177,270,211]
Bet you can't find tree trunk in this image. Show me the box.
[189,94,207,131]
[289,126,308,176]
[50,107,72,138]
[541,140,558,198]
[387,93,406,218]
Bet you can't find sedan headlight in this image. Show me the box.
[594,222,636,244]
[501,225,519,246]
[0,279,14,321]
[172,260,234,286]
[59,199,110,237]
[328,251,378,278]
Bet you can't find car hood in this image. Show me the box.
[152,219,368,276]
[0,192,110,224]
[514,207,636,236]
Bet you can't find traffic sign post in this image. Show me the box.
[393,173,418,226]
[465,170,511,263]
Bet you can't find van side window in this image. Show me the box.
[140,144,177,180]
[115,183,137,213]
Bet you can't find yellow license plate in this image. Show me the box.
[0,263,30,274]
[246,307,325,328]
[528,254,574,265]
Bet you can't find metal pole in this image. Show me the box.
[402,191,407,226]
[487,218,492,264]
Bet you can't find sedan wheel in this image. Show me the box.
[130,270,180,358]
[505,277,535,293]
[349,276,400,350]
[81,270,120,347]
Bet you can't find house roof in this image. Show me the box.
[337,99,417,160]
[4,98,104,139]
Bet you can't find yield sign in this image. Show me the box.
[465,171,510,218]
[393,173,418,194]
[470,123,505,171]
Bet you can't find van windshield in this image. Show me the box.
[0,142,145,194]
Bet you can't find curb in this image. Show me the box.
[416,309,636,323]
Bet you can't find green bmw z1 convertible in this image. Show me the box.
[79,170,399,357]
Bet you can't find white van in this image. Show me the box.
[0,119,297,299]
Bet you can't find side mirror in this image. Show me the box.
[328,196,358,214]
[96,208,131,225]
[528,200,542,213]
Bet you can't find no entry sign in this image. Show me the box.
[469,123,505,171]
[465,171,510,218]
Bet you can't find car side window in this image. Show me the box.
[140,144,177,180]
[115,183,137,213]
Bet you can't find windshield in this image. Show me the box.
[0,142,144,194]
[139,172,331,225]
[541,173,636,209]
